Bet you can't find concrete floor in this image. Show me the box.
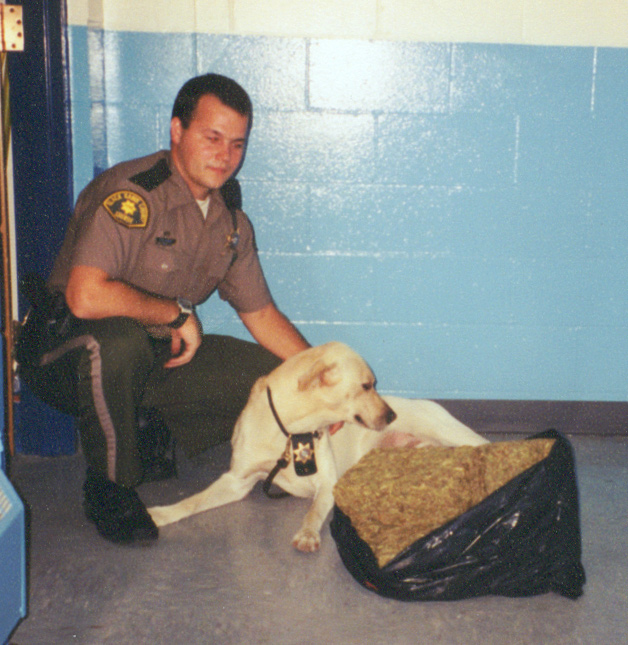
[7,427,628,645]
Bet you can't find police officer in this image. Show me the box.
[19,74,310,544]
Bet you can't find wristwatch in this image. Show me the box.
[167,297,194,329]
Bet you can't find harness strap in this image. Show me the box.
[262,438,291,499]
[262,387,322,498]
[266,386,290,437]
[263,388,291,497]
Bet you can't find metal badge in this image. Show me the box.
[291,433,317,476]
[227,229,240,251]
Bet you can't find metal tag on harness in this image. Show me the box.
[291,433,317,476]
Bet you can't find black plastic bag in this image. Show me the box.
[330,430,586,601]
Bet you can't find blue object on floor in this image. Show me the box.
[0,468,27,643]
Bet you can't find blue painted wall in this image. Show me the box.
[67,29,628,401]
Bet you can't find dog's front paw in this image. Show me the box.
[292,528,321,552]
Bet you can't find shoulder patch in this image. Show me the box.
[129,158,172,191]
[103,190,149,228]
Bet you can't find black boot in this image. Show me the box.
[83,469,158,545]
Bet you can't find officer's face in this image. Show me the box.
[170,94,249,200]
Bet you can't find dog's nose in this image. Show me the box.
[386,407,397,425]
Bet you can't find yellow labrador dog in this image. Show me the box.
[148,342,487,552]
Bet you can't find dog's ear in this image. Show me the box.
[297,360,341,390]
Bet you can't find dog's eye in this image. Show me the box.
[362,383,373,391]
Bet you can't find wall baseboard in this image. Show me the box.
[435,400,628,436]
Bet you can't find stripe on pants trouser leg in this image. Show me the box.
[41,335,118,482]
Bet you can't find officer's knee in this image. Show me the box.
[85,318,157,377]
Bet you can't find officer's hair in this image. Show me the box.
[172,74,253,129]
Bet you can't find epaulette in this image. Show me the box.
[220,178,242,211]
[129,158,172,192]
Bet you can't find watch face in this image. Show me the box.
[177,298,194,314]
[167,298,194,328]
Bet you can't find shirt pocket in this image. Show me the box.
[132,242,193,298]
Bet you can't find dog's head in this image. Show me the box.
[288,342,396,431]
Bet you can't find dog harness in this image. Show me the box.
[262,386,322,499]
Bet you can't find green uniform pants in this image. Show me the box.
[21,317,281,487]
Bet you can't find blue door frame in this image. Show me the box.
[8,0,75,455]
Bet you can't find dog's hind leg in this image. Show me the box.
[148,469,262,527]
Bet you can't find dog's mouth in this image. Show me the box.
[354,414,367,427]
[329,421,344,435]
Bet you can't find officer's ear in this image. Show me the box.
[170,118,183,146]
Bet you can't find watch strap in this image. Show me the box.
[167,298,194,329]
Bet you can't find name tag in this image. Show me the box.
[156,236,176,246]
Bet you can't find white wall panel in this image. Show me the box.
[68,0,628,47]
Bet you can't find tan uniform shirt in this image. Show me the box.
[49,150,272,313]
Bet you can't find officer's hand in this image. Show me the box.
[164,314,202,368]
